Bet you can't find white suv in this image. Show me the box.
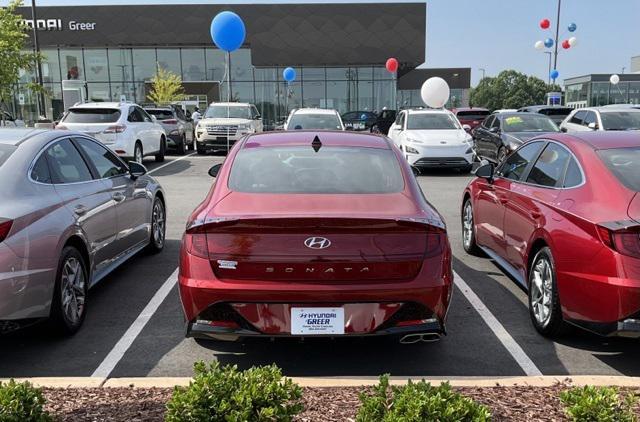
[57,102,167,163]
[195,102,263,154]
[284,108,344,131]
[560,107,640,132]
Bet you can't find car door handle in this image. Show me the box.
[112,192,125,203]
[74,205,89,216]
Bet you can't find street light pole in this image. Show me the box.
[552,0,561,83]
[30,0,46,119]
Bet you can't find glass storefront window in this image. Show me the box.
[87,82,111,102]
[326,80,348,113]
[303,67,325,81]
[108,48,133,83]
[610,82,629,104]
[326,67,351,81]
[590,82,609,106]
[220,81,254,103]
[41,49,61,83]
[374,66,394,80]
[156,49,181,77]
[110,82,138,103]
[205,49,225,80]
[375,80,396,110]
[281,81,302,112]
[43,83,64,121]
[302,80,324,108]
[255,81,281,123]
[59,49,84,80]
[357,80,374,111]
[254,67,278,81]
[83,49,109,82]
[181,49,206,81]
[230,49,252,81]
[357,67,374,80]
[132,49,157,81]
[629,82,640,105]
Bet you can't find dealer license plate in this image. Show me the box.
[291,307,345,335]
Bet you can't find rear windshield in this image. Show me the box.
[600,111,640,131]
[538,108,572,116]
[0,144,16,167]
[456,111,490,120]
[145,109,174,119]
[598,147,640,191]
[63,108,121,123]
[288,114,342,130]
[229,146,404,194]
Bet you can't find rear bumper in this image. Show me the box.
[179,251,452,339]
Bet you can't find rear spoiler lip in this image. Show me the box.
[599,220,640,232]
[186,215,445,234]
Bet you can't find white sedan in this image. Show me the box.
[387,108,474,172]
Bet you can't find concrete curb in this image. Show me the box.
[2,376,640,389]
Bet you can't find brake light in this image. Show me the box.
[184,233,208,259]
[0,220,13,243]
[597,225,640,258]
[104,124,126,134]
[162,119,178,124]
[55,124,68,130]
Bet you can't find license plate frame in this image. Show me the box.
[291,307,345,335]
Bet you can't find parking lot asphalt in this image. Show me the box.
[1,152,638,379]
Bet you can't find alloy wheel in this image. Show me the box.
[498,148,507,163]
[152,200,165,248]
[60,257,86,325]
[531,257,553,327]
[135,145,143,163]
[462,202,474,249]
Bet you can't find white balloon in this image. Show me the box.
[534,40,545,50]
[568,36,577,47]
[421,77,450,109]
[610,74,620,85]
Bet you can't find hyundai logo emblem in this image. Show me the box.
[304,237,331,249]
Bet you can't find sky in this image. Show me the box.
[4,0,639,86]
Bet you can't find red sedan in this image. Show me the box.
[179,131,452,342]
[462,132,640,338]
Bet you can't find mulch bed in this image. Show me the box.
[42,384,640,421]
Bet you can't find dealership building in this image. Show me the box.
[12,0,470,122]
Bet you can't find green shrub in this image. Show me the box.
[560,385,638,422]
[0,379,51,422]
[356,374,491,422]
[165,361,303,422]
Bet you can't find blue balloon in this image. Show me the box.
[210,11,246,52]
[544,38,554,48]
[568,22,577,32]
[283,67,296,82]
[550,69,559,80]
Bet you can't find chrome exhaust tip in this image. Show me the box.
[399,333,441,344]
[420,333,441,342]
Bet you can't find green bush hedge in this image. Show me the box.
[165,361,303,422]
[0,379,51,422]
[560,385,638,422]
[356,375,491,422]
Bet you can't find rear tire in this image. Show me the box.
[50,247,88,336]
[155,138,166,162]
[132,142,143,164]
[461,199,482,256]
[497,147,507,164]
[528,247,566,338]
[146,197,166,254]
[176,135,186,155]
[196,143,206,155]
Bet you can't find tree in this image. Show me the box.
[0,0,41,124]
[470,70,562,110]
[146,65,186,105]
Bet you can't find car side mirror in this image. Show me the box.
[208,163,223,178]
[588,122,598,130]
[151,115,157,123]
[489,126,500,134]
[255,114,261,120]
[129,161,147,179]
[560,126,568,133]
[475,161,494,181]
[411,166,421,177]
[462,124,471,132]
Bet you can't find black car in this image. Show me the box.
[518,105,573,125]
[373,109,397,134]
[341,111,377,131]
[473,112,560,163]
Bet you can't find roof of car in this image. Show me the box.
[0,128,46,145]
[568,131,640,150]
[242,130,390,149]
[70,102,131,109]
[292,108,339,115]
[451,107,489,112]
[210,102,252,107]
[520,105,572,110]
[406,108,452,115]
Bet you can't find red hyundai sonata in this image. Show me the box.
[179,131,452,342]
[462,132,640,338]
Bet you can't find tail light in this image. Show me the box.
[184,218,237,259]
[55,124,68,130]
[0,219,13,243]
[597,224,640,258]
[162,119,178,124]
[104,124,127,134]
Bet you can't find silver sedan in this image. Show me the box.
[0,129,166,335]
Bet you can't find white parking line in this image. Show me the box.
[453,271,543,376]
[92,268,178,378]
[148,152,196,175]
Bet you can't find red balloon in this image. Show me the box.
[540,18,550,29]
[385,57,398,73]
[562,39,570,49]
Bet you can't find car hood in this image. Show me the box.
[198,118,252,126]
[405,129,470,145]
